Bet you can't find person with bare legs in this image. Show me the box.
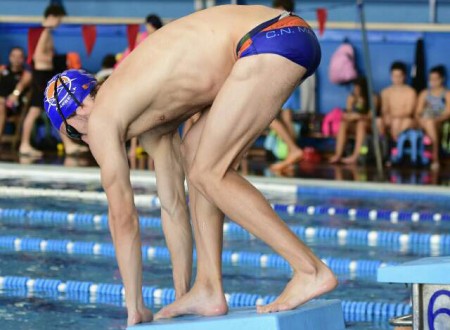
[43,6,337,325]
[416,65,450,170]
[20,4,86,156]
[329,77,376,164]
[380,62,416,142]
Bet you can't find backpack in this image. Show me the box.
[264,130,288,160]
[329,43,358,84]
[322,107,343,136]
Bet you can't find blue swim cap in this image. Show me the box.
[44,69,97,130]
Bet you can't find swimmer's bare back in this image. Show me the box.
[91,5,284,139]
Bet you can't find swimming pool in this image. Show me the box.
[1,164,449,329]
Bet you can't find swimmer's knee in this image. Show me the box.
[188,163,219,196]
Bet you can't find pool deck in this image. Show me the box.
[1,162,450,198]
[128,300,345,330]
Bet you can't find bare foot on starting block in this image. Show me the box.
[257,263,338,314]
[155,282,228,320]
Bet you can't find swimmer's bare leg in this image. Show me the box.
[140,131,193,298]
[341,118,368,164]
[19,106,43,157]
[188,55,337,314]
[156,112,228,320]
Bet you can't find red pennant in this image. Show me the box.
[82,25,97,56]
[27,27,44,65]
[127,24,140,51]
[316,8,327,36]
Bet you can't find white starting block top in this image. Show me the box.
[378,256,450,284]
[129,299,344,330]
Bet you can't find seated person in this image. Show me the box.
[0,47,32,144]
[329,76,377,164]
[379,61,416,141]
[416,65,450,169]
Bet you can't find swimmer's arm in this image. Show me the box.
[88,119,144,313]
[33,28,53,62]
[415,90,427,119]
[437,91,450,123]
[6,71,32,104]
[405,89,417,117]
[140,130,192,297]
[345,95,354,113]
[16,70,32,93]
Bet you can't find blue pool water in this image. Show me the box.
[1,176,449,329]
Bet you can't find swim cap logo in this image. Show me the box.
[45,76,77,111]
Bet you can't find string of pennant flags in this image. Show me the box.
[26,2,363,63]
[27,23,140,64]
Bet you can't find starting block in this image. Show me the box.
[129,299,345,330]
[378,256,450,330]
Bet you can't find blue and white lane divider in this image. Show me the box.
[2,186,450,223]
[0,275,412,322]
[0,235,395,276]
[271,203,450,223]
[1,208,449,251]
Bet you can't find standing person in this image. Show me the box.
[269,0,304,172]
[379,62,417,141]
[0,47,32,144]
[44,5,336,326]
[329,77,377,164]
[20,4,85,156]
[416,65,450,169]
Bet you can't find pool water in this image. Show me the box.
[1,177,449,329]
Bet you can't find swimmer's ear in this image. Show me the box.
[89,80,105,99]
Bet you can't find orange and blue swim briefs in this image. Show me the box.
[236,11,321,79]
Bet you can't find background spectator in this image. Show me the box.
[416,65,450,169]
[330,77,377,164]
[0,47,32,144]
[20,4,86,156]
[379,61,416,141]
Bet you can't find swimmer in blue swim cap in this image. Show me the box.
[44,5,336,326]
[44,69,97,141]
